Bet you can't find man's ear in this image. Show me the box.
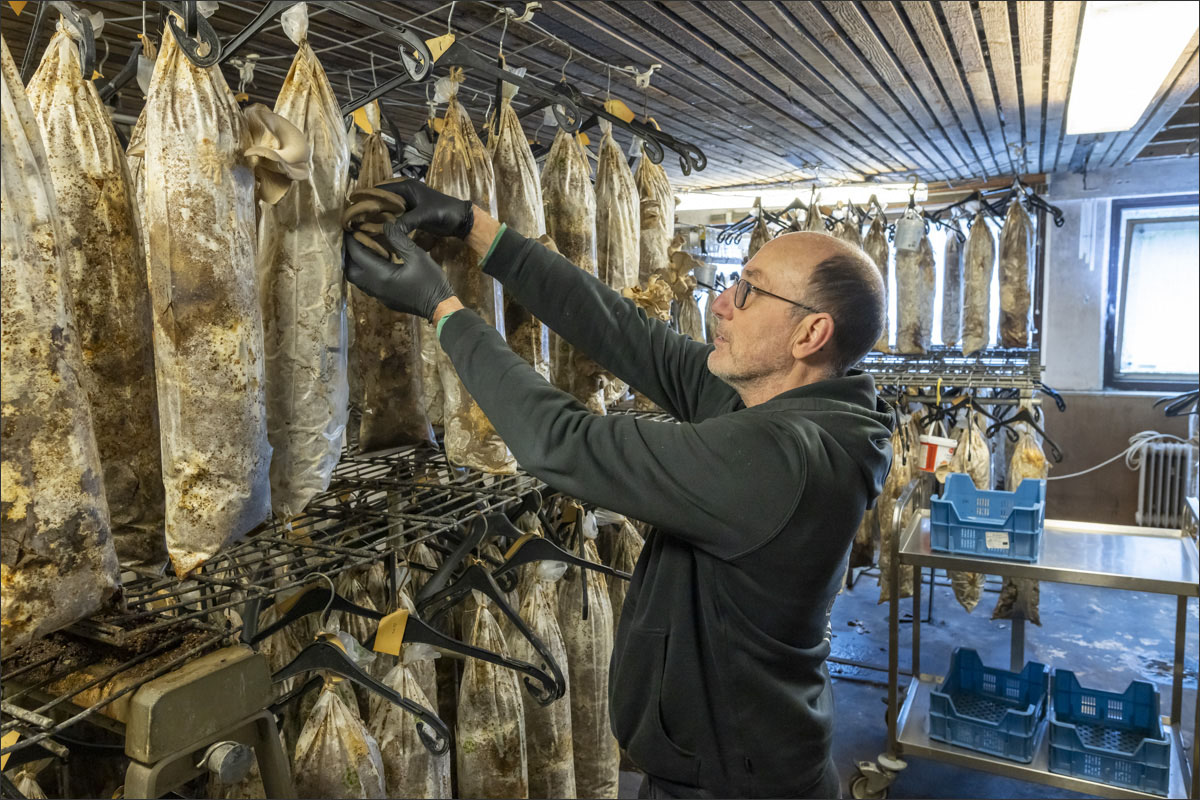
[792,313,835,360]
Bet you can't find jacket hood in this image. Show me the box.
[764,370,896,503]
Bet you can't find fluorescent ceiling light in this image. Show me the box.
[674,183,927,214]
[1066,1,1199,135]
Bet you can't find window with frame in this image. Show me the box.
[1105,194,1199,391]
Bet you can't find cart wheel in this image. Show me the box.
[850,773,887,800]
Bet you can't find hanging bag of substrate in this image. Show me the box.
[369,662,451,799]
[490,85,551,380]
[293,685,386,798]
[1,36,120,649]
[428,80,517,474]
[26,22,165,566]
[257,3,351,519]
[509,571,576,799]
[558,536,619,799]
[457,604,530,799]
[542,128,606,414]
[635,141,673,285]
[143,19,271,576]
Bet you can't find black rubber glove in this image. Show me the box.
[344,224,453,321]
[378,179,474,239]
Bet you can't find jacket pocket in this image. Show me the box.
[610,627,700,785]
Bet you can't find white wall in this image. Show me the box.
[1042,160,1199,390]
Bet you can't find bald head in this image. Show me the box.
[748,231,885,375]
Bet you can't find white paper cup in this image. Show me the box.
[918,434,957,473]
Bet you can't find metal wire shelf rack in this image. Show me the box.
[857,347,1044,391]
[0,409,669,762]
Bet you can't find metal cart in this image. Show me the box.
[874,478,1200,799]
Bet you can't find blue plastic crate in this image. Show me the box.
[1048,670,1170,796]
[929,647,1049,763]
[929,474,1046,562]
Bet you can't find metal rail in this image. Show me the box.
[858,346,1043,390]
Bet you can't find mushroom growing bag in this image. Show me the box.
[1,35,119,648]
[26,24,164,565]
[257,9,350,518]
[143,21,271,575]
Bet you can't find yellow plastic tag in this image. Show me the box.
[604,98,635,124]
[425,33,455,63]
[373,609,410,656]
[0,731,19,769]
[432,117,445,134]
[560,501,583,526]
[503,533,537,561]
[576,132,590,148]
[235,92,249,103]
[8,1,28,15]
[275,584,316,614]
[646,117,662,132]
[91,69,103,80]
[352,102,378,134]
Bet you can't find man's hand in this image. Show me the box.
[379,179,474,239]
[344,224,454,322]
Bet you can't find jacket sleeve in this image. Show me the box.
[440,310,806,561]
[480,227,735,422]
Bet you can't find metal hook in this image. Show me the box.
[315,572,336,630]
[498,8,510,57]
[447,0,456,34]
[560,46,573,81]
[370,52,376,87]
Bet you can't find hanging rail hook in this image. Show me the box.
[161,1,220,67]
[47,1,97,79]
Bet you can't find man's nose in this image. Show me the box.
[712,285,735,320]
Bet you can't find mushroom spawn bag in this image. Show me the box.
[428,93,515,473]
[992,423,1047,624]
[508,576,576,798]
[557,538,619,798]
[943,415,992,613]
[349,133,437,451]
[1,35,119,649]
[635,143,673,285]
[607,520,644,624]
[542,128,606,414]
[143,22,270,576]
[257,25,350,518]
[26,25,164,565]
[490,94,551,380]
[747,214,771,262]
[595,120,641,294]
[864,214,891,352]
[895,234,935,354]
[369,662,451,799]
[293,686,386,799]
[941,230,964,348]
[457,604,529,799]
[962,211,995,355]
[877,414,918,604]
[999,199,1034,348]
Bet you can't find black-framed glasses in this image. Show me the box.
[733,277,822,316]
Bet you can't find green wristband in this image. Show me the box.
[479,223,508,268]
[436,309,460,340]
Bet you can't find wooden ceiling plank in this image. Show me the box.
[696,1,907,174]
[606,1,872,179]
[821,0,973,178]
[1110,45,1200,167]
[1043,1,1082,173]
[877,0,1000,177]
[621,1,874,179]
[537,1,840,181]
[977,1,1024,172]
[782,0,956,177]
[898,1,1002,177]
[504,5,812,185]
[1015,1,1045,172]
[939,0,1015,174]
[754,1,937,176]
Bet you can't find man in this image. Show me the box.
[345,181,894,799]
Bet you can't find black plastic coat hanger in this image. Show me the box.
[273,635,451,755]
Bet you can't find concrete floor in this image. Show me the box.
[618,571,1199,799]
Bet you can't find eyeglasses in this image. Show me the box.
[733,277,823,317]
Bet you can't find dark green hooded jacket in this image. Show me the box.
[439,227,894,797]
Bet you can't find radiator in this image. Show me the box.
[1136,442,1194,528]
